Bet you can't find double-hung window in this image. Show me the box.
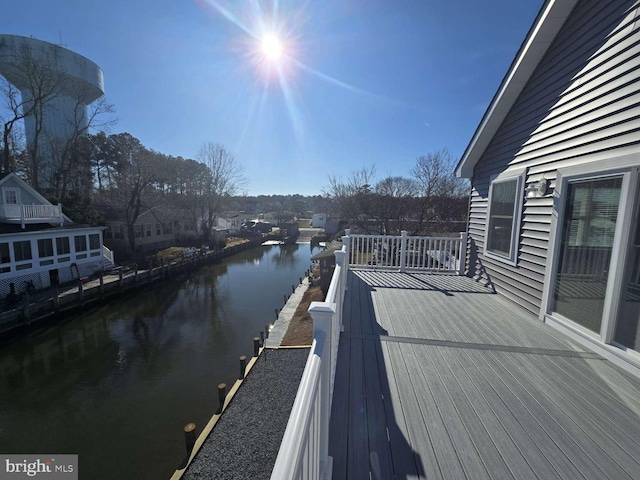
[486,171,524,264]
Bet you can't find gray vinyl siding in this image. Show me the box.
[467,0,640,316]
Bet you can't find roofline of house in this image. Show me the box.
[455,0,579,178]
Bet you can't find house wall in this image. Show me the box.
[0,177,42,206]
[468,0,640,315]
[0,227,104,297]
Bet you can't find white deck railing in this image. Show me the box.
[349,230,467,274]
[271,230,467,479]
[103,245,115,266]
[271,239,349,480]
[0,203,64,226]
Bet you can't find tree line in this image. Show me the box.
[323,149,469,235]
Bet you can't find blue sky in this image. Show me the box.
[2,0,542,195]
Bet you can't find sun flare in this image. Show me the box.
[261,34,283,60]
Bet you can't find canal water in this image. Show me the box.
[0,243,319,479]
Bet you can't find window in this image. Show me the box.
[74,235,87,252]
[38,238,54,258]
[89,234,100,250]
[114,225,124,240]
[486,173,523,263]
[0,243,10,273]
[56,237,70,255]
[146,223,152,237]
[135,224,143,239]
[156,223,162,235]
[13,240,32,262]
[3,188,19,204]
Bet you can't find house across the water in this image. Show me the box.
[0,173,111,297]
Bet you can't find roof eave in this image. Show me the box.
[455,0,579,178]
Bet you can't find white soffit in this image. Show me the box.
[455,0,579,178]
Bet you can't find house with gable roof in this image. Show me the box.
[456,0,640,374]
[0,172,111,297]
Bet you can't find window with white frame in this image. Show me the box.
[89,234,100,250]
[3,188,19,205]
[14,240,32,269]
[486,173,524,263]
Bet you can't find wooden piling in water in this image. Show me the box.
[99,273,104,300]
[22,294,30,324]
[239,356,247,379]
[253,337,260,357]
[78,280,84,305]
[184,423,196,454]
[53,287,60,313]
[264,324,270,339]
[217,383,227,413]
[260,331,264,347]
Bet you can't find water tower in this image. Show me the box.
[0,34,104,187]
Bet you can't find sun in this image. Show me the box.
[261,34,283,61]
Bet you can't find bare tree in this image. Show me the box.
[47,88,115,200]
[0,42,63,181]
[373,176,419,234]
[411,149,469,234]
[324,166,377,231]
[196,142,246,243]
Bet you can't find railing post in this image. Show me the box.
[342,229,351,266]
[459,232,468,276]
[334,249,346,332]
[399,230,408,273]
[309,302,336,473]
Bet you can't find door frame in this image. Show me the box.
[541,155,640,374]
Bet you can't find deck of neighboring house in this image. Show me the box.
[329,270,640,479]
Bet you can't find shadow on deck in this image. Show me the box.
[330,270,640,479]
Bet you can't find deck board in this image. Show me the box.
[329,270,640,479]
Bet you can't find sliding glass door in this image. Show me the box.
[551,176,623,333]
[614,184,640,351]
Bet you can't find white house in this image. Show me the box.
[311,213,326,228]
[215,213,245,234]
[0,173,110,297]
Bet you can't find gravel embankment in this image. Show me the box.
[182,347,310,480]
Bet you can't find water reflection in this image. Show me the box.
[0,244,319,480]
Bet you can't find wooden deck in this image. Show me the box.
[329,270,640,479]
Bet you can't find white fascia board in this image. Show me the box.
[456,0,579,178]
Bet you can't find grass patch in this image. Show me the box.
[280,285,325,346]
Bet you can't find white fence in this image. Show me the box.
[270,242,349,480]
[0,203,64,226]
[349,230,467,274]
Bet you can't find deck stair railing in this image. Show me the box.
[270,233,350,480]
[103,246,115,268]
[349,230,467,274]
